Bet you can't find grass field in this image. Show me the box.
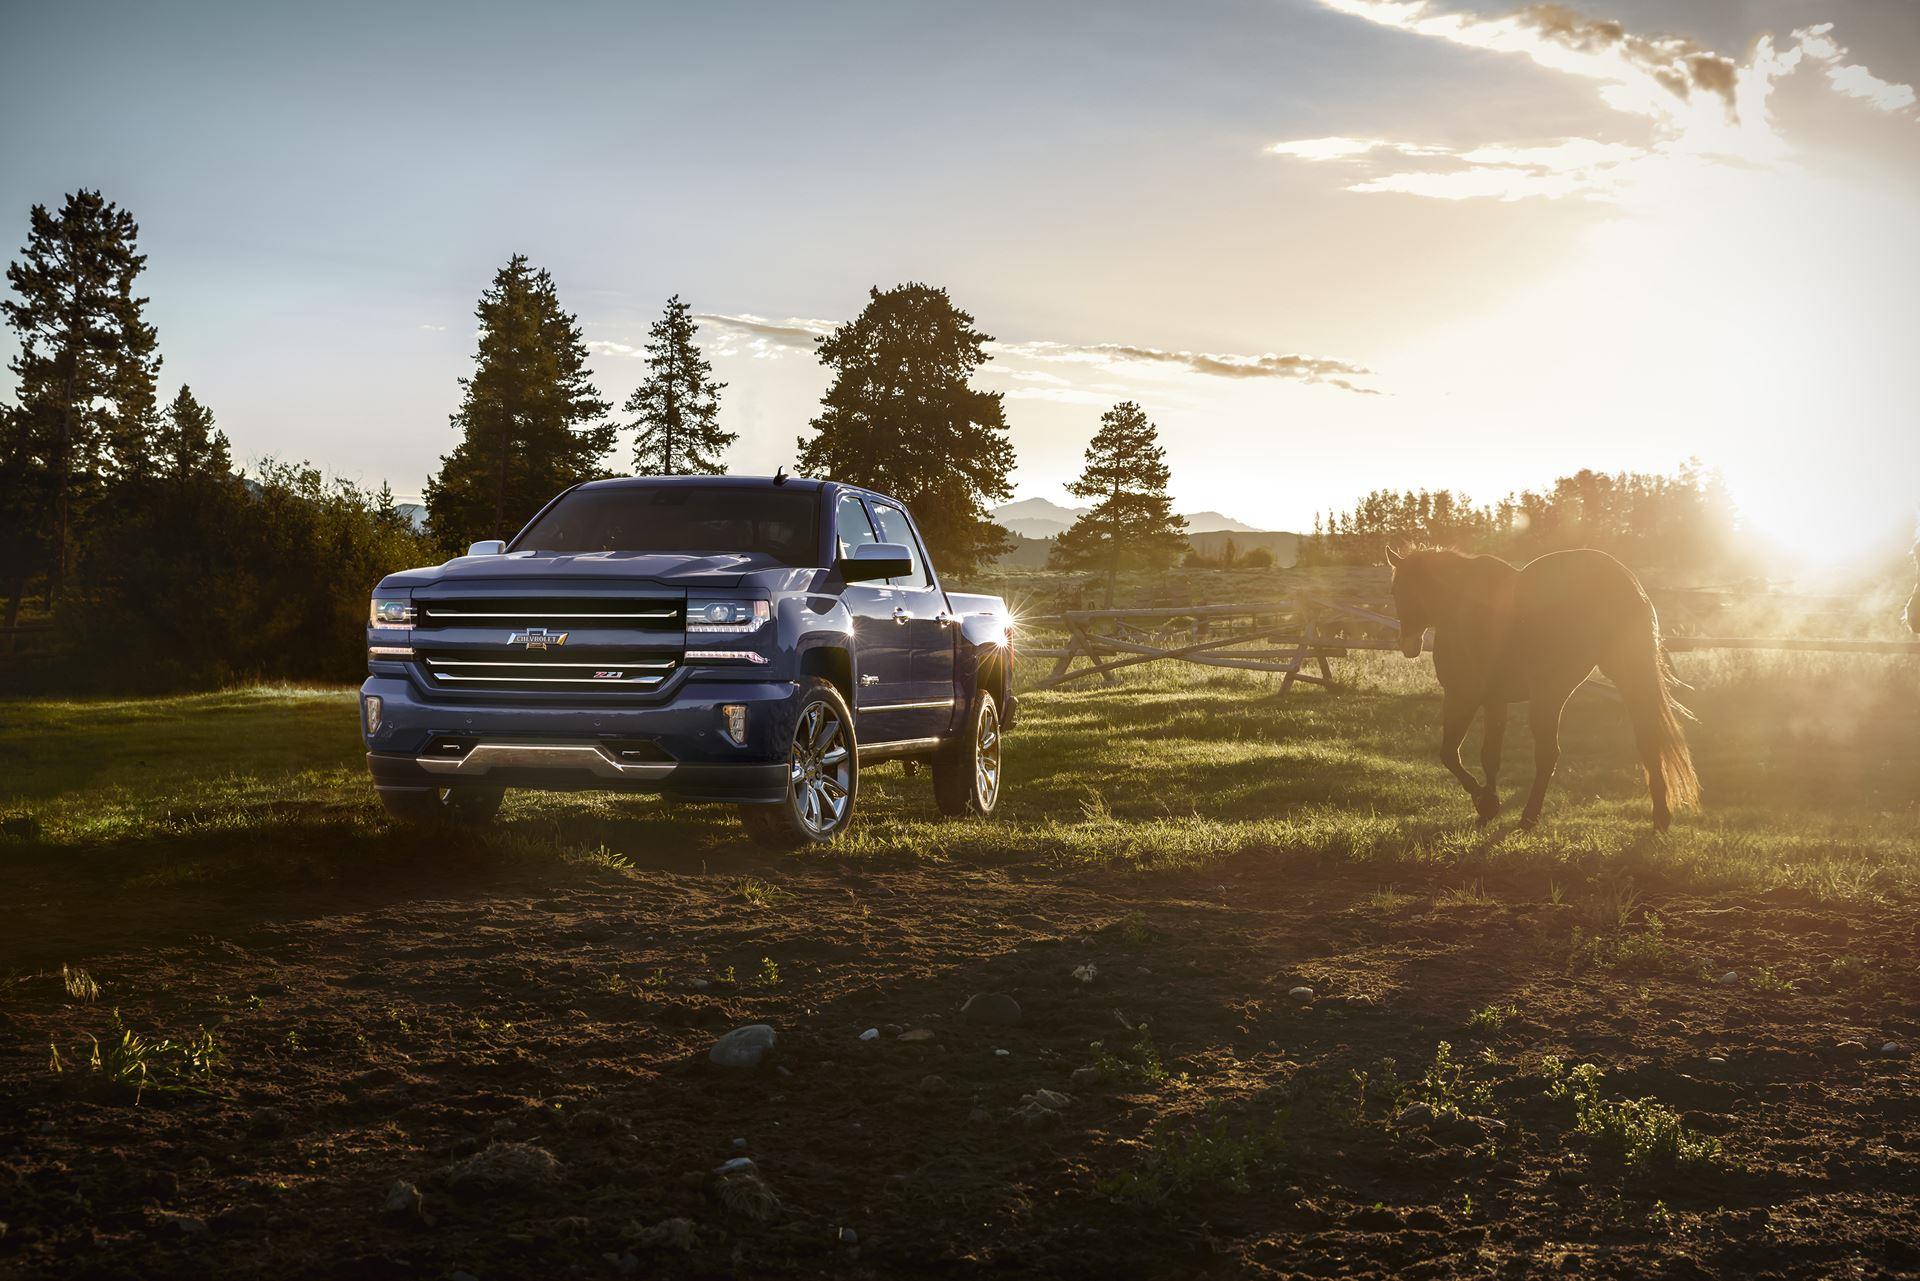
[4,648,1916,897]
[2,649,1917,1279]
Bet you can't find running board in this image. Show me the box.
[857,736,943,763]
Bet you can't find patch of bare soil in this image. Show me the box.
[2,845,1916,1280]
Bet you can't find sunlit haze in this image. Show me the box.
[4,0,1915,565]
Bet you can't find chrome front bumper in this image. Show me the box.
[414,740,678,781]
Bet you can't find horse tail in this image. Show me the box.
[1610,612,1700,814]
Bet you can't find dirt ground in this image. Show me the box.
[3,840,1917,1281]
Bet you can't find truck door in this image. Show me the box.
[834,493,918,746]
[867,500,956,741]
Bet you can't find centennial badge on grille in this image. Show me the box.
[507,627,569,650]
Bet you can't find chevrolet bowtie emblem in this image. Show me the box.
[509,628,569,650]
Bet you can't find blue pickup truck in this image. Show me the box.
[361,475,1014,846]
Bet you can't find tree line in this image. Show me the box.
[1297,464,1746,571]
[0,190,1061,689]
[5,187,1733,693]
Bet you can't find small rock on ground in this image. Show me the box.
[1011,1099,1061,1128]
[1288,986,1315,1004]
[710,1024,777,1068]
[380,1179,425,1221]
[897,1028,935,1042]
[444,1142,563,1197]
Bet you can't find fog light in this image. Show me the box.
[363,695,384,735]
[720,703,748,746]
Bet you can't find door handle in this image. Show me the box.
[860,674,879,686]
[892,607,911,626]
[935,611,956,628]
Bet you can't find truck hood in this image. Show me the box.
[379,550,796,591]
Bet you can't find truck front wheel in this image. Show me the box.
[933,689,1002,818]
[738,678,859,848]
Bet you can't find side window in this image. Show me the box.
[835,493,880,561]
[870,502,933,589]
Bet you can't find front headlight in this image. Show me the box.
[687,598,770,634]
[369,598,415,628]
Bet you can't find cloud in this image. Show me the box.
[671,313,1381,393]
[692,313,837,353]
[1795,23,1917,113]
[1268,136,1450,161]
[417,323,447,332]
[997,340,1378,393]
[1274,133,1648,201]
[585,339,640,357]
[1276,3,1918,203]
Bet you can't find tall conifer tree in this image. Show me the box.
[158,385,231,481]
[626,295,733,475]
[1049,401,1187,605]
[3,190,161,605]
[424,255,612,550]
[796,283,1014,577]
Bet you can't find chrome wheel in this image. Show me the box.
[789,700,853,837]
[973,700,1001,810]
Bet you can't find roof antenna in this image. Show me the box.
[773,466,788,486]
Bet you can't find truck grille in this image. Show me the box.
[420,653,677,689]
[411,593,683,696]
[414,595,682,631]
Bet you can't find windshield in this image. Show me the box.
[510,486,821,565]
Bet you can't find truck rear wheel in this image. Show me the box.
[738,678,859,848]
[933,689,1002,818]
[378,786,504,828]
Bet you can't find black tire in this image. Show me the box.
[379,785,504,828]
[933,689,1003,818]
[737,678,859,848]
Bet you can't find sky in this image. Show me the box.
[3,0,1916,565]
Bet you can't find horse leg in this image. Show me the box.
[1476,702,1507,825]
[1439,689,1487,817]
[1519,671,1586,830]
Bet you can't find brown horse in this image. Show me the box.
[1905,542,1919,635]
[1385,546,1699,831]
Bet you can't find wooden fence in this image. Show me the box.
[1020,596,1920,693]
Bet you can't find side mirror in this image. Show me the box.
[839,541,912,582]
[467,539,506,557]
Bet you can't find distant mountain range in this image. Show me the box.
[990,497,1261,541]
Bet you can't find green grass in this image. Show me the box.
[1,648,1916,896]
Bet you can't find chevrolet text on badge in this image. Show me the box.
[508,628,568,649]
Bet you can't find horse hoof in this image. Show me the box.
[1518,816,1538,832]
[1653,813,1671,833]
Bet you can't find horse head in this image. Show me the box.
[1906,541,1920,636]
[1385,546,1431,658]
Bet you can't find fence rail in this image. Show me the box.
[1020,596,1920,692]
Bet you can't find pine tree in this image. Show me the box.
[796,283,1014,578]
[423,255,612,550]
[3,190,161,606]
[1048,401,1188,606]
[626,295,733,475]
[157,385,231,481]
